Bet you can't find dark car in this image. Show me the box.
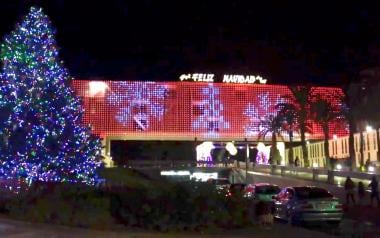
[273,186,343,224]
[207,178,231,192]
[227,183,249,197]
[251,183,281,202]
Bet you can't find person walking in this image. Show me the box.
[357,181,365,206]
[294,156,300,167]
[344,176,356,205]
[369,176,380,207]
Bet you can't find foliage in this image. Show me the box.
[4,169,252,232]
[279,86,314,167]
[6,182,114,229]
[259,114,283,165]
[109,181,250,231]
[275,102,298,165]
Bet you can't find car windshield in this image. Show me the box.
[255,185,280,194]
[294,187,333,199]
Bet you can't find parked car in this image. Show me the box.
[251,183,281,202]
[273,186,343,224]
[227,183,252,198]
[367,161,380,173]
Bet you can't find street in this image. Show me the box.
[0,216,337,238]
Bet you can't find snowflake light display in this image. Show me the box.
[73,81,348,140]
[107,82,168,131]
[244,92,285,136]
[192,84,230,137]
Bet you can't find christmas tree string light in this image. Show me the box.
[0,7,101,184]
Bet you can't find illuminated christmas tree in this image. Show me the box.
[0,7,101,184]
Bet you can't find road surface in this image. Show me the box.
[0,216,337,238]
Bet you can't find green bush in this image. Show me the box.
[110,180,250,231]
[5,169,252,232]
[6,182,113,229]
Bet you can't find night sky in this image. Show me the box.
[0,0,379,86]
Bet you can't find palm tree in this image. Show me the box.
[339,85,362,170]
[279,86,314,167]
[276,103,298,166]
[259,114,284,165]
[311,95,342,169]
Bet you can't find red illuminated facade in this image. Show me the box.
[72,80,348,142]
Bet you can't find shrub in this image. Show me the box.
[6,182,113,229]
[110,180,250,231]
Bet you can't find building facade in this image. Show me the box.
[285,129,379,167]
[72,80,347,165]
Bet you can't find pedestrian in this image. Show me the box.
[294,156,299,167]
[357,181,365,206]
[344,176,356,205]
[368,176,380,207]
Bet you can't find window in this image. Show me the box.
[345,139,348,154]
[374,134,377,150]
[294,187,333,199]
[367,134,370,151]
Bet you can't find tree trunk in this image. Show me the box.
[288,130,294,165]
[300,123,309,167]
[376,127,380,161]
[348,117,356,170]
[323,123,330,169]
[269,133,277,165]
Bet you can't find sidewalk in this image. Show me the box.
[0,216,336,238]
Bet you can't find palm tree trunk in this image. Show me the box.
[300,123,309,167]
[323,123,330,169]
[376,127,380,161]
[348,117,356,170]
[270,133,277,165]
[288,130,294,165]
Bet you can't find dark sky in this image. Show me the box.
[0,0,379,86]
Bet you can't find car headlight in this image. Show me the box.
[368,166,375,172]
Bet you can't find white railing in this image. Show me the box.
[236,162,380,185]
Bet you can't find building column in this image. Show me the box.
[102,137,114,168]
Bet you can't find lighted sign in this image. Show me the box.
[179,73,214,82]
[223,75,267,84]
[179,73,267,84]
[160,170,191,176]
